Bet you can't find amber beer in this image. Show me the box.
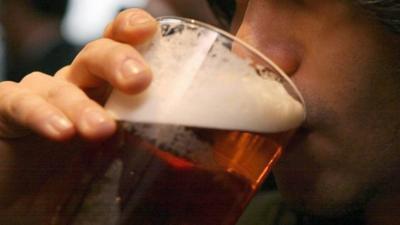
[116,122,292,225]
[104,16,306,225]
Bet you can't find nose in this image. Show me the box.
[235,23,302,77]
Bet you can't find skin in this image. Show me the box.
[0,1,399,224]
[0,9,156,224]
[231,0,400,223]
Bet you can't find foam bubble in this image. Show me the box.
[106,19,305,133]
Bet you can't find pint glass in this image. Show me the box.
[77,17,305,225]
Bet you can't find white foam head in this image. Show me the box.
[105,17,305,133]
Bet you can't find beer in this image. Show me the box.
[116,123,290,225]
[0,17,306,225]
[101,17,306,225]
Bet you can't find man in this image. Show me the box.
[210,1,400,224]
[0,0,399,224]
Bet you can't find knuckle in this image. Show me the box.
[109,46,132,65]
[83,39,134,69]
[20,71,49,83]
[46,83,79,101]
[6,92,33,119]
[54,65,71,78]
[81,39,101,54]
[91,38,110,48]
[79,41,96,58]
[114,41,139,58]
[0,81,17,91]
[14,98,53,127]
[74,99,96,113]
[0,81,49,127]
[16,99,46,123]
[0,81,18,105]
[79,39,110,61]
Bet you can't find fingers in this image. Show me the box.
[0,80,74,141]
[19,73,116,140]
[0,9,158,141]
[56,8,157,94]
[56,38,152,95]
[104,8,158,46]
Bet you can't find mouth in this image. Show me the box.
[293,126,310,140]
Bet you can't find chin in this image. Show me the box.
[281,192,365,218]
[273,165,374,220]
[274,125,380,220]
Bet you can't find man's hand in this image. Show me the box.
[0,8,157,141]
[0,9,157,224]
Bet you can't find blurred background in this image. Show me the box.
[0,0,219,81]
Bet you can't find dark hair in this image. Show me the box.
[207,0,400,34]
[207,0,235,29]
[356,0,400,33]
[29,0,69,19]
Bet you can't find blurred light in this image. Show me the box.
[62,0,148,45]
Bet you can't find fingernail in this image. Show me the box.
[130,13,154,26]
[47,114,73,136]
[81,108,114,133]
[120,59,146,80]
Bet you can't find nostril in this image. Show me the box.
[235,21,303,77]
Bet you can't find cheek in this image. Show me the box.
[294,31,400,172]
[235,0,400,215]
[276,24,400,212]
[294,20,400,141]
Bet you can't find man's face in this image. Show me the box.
[232,0,400,217]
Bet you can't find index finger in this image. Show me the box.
[104,8,158,46]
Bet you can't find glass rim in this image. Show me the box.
[156,16,306,114]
